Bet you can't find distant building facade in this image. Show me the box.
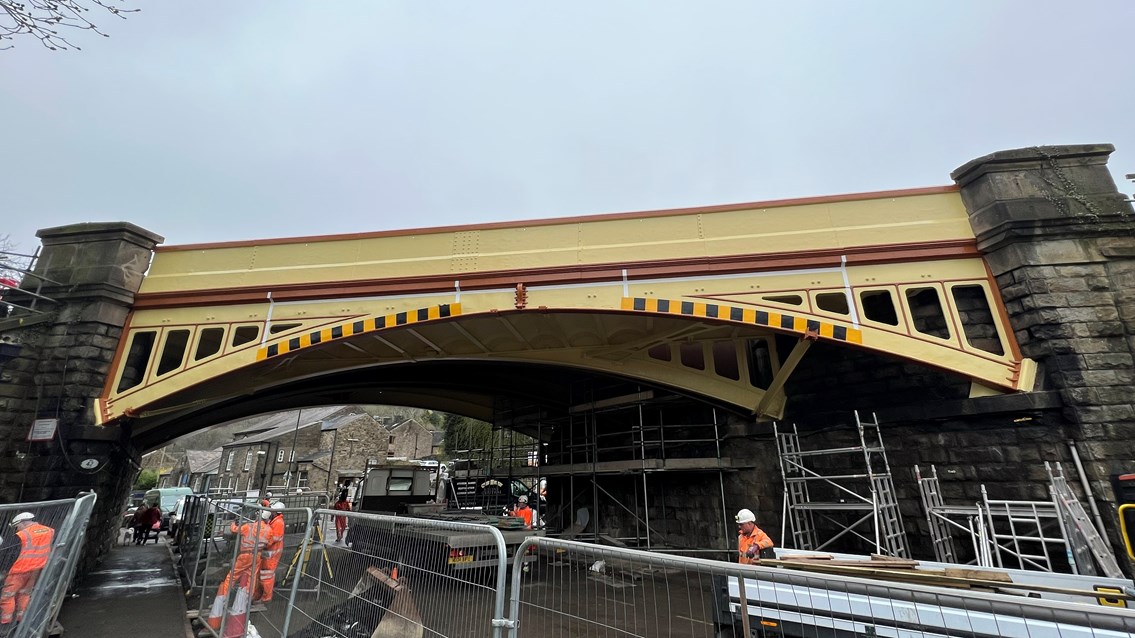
[385,417,442,460]
[213,408,397,496]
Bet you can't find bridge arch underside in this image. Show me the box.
[124,307,1022,449]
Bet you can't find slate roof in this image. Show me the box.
[186,449,223,473]
[231,406,346,437]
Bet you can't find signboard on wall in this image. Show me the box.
[27,418,58,442]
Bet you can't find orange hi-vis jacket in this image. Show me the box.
[737,526,774,565]
[511,505,533,529]
[11,524,53,574]
[264,515,285,560]
[231,520,270,555]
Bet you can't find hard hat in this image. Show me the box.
[260,510,272,520]
[271,501,286,511]
[518,495,528,504]
[735,509,756,524]
[10,512,34,526]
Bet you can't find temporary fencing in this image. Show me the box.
[283,508,511,638]
[187,498,314,638]
[506,537,1135,638]
[177,500,1135,638]
[0,492,97,638]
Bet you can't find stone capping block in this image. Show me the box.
[876,390,1063,423]
[951,144,1115,188]
[35,221,165,249]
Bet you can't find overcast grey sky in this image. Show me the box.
[2,1,1133,252]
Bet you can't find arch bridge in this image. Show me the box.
[101,185,1035,446]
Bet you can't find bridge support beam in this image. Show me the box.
[0,222,163,575]
[953,144,1135,557]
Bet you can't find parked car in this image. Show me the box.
[143,487,193,530]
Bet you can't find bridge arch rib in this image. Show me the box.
[99,186,1037,429]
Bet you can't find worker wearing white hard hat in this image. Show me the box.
[510,495,533,530]
[1,512,54,625]
[255,501,287,603]
[735,508,774,565]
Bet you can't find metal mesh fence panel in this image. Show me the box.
[507,538,1135,638]
[284,508,510,638]
[28,492,97,638]
[190,498,313,638]
[0,495,96,638]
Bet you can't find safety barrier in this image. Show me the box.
[283,508,511,638]
[184,498,312,638]
[506,538,1135,638]
[0,492,97,638]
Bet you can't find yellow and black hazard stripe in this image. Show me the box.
[256,303,461,360]
[621,297,862,343]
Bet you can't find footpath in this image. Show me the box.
[56,534,192,638]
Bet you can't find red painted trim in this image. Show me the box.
[983,261,1023,362]
[102,312,135,401]
[134,240,980,310]
[155,185,961,252]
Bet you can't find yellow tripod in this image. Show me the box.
[282,520,334,585]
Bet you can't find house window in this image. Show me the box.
[277,450,285,463]
[297,471,309,488]
[244,451,253,471]
[226,452,235,471]
[389,435,395,444]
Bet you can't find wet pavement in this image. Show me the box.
[57,530,191,638]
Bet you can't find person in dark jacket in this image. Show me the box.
[133,504,161,545]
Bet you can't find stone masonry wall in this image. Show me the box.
[0,223,163,577]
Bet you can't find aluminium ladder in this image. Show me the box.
[775,411,909,558]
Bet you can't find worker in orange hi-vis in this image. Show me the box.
[510,495,534,529]
[255,502,287,603]
[0,513,53,626]
[735,508,774,565]
[206,512,270,634]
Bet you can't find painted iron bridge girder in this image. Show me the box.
[99,186,1035,426]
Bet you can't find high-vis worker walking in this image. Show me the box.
[207,512,270,636]
[256,502,286,603]
[0,512,54,626]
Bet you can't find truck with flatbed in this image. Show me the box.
[717,548,1135,638]
[346,464,540,572]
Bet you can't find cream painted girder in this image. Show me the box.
[101,188,1035,425]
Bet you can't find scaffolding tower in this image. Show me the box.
[775,411,909,558]
[915,462,1123,577]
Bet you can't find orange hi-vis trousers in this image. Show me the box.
[256,548,283,602]
[0,571,39,624]
[206,552,259,631]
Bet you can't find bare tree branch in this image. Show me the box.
[1,0,136,51]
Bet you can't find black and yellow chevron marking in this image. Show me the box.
[621,297,862,343]
[256,303,462,360]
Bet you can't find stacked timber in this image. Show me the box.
[763,554,1134,603]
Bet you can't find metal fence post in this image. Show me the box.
[278,506,314,638]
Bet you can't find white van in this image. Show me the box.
[143,487,193,529]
